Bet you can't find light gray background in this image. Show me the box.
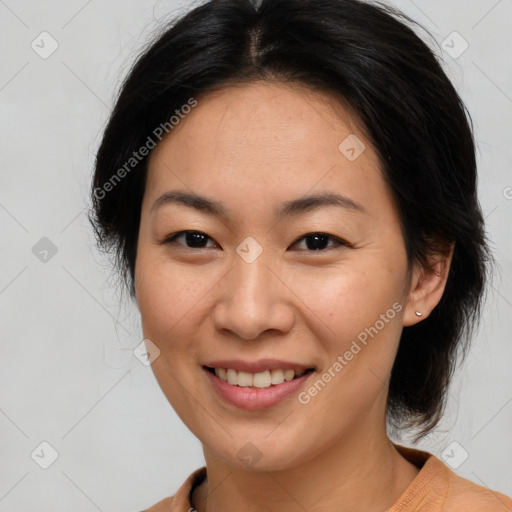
[0,0,511,510]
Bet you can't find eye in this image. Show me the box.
[162,230,351,252]
[162,230,218,249]
[290,232,351,252]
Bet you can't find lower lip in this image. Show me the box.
[203,367,314,410]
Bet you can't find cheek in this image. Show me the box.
[292,261,403,338]
[134,251,211,418]
[291,266,405,431]
[135,250,213,346]
[290,257,407,407]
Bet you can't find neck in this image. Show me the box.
[192,424,419,512]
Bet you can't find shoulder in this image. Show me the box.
[392,444,512,512]
[444,468,512,511]
[140,495,174,512]
[139,466,206,512]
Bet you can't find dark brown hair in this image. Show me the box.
[89,0,494,438]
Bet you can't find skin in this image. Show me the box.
[135,81,454,512]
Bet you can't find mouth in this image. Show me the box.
[203,365,315,389]
[202,364,316,410]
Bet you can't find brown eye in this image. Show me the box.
[290,233,350,251]
[163,230,218,249]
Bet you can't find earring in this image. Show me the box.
[415,311,422,317]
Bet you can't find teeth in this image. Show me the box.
[270,369,284,385]
[226,368,237,386]
[237,371,253,387]
[253,370,271,388]
[213,367,308,388]
[284,369,295,381]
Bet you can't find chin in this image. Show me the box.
[204,434,311,473]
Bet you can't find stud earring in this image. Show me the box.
[415,311,422,317]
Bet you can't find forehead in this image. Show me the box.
[149,80,371,164]
[144,81,392,218]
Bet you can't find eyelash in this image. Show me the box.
[161,230,352,252]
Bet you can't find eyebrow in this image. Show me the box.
[150,190,368,218]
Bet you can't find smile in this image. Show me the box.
[205,366,312,388]
[202,365,315,410]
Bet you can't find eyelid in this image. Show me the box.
[162,230,352,251]
[290,232,352,251]
[161,230,218,248]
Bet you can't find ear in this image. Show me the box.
[402,241,455,327]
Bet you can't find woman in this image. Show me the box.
[89,0,512,510]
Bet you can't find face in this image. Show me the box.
[135,81,416,470]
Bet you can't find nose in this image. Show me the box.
[211,255,295,341]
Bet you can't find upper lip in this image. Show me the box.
[203,359,315,373]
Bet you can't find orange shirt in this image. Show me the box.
[143,444,512,511]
